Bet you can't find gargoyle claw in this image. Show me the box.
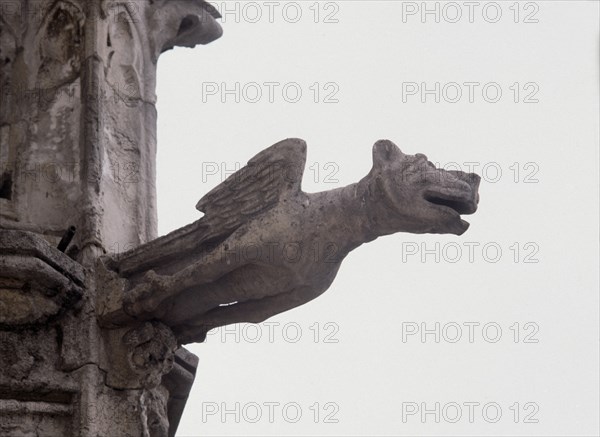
[124,270,172,317]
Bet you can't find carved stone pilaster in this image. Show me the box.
[1,1,220,435]
[0,230,83,436]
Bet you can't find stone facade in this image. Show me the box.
[0,0,222,257]
[1,1,221,435]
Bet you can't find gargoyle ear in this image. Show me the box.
[372,140,403,168]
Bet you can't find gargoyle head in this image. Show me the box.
[366,140,480,236]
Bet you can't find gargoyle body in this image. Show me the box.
[100,139,480,344]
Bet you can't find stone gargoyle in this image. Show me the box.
[99,139,480,343]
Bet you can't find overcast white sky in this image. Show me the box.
[154,1,599,435]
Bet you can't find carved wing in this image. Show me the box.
[107,139,307,278]
[196,138,307,240]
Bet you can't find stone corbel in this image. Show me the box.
[103,321,177,390]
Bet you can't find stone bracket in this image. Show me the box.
[0,229,84,327]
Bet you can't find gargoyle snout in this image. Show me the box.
[176,13,223,46]
[449,171,480,214]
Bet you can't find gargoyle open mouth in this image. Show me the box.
[424,190,477,215]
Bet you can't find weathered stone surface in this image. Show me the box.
[103,321,177,390]
[0,229,196,436]
[0,327,79,436]
[0,0,222,260]
[99,138,480,344]
[1,1,220,435]
[0,230,84,326]
[0,399,74,436]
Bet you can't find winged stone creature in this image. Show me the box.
[100,139,480,344]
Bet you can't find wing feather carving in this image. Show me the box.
[109,138,307,277]
[196,138,307,241]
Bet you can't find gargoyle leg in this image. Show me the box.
[169,246,246,289]
[125,243,249,318]
[173,287,314,344]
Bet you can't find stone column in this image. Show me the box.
[0,1,221,435]
[0,0,222,262]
